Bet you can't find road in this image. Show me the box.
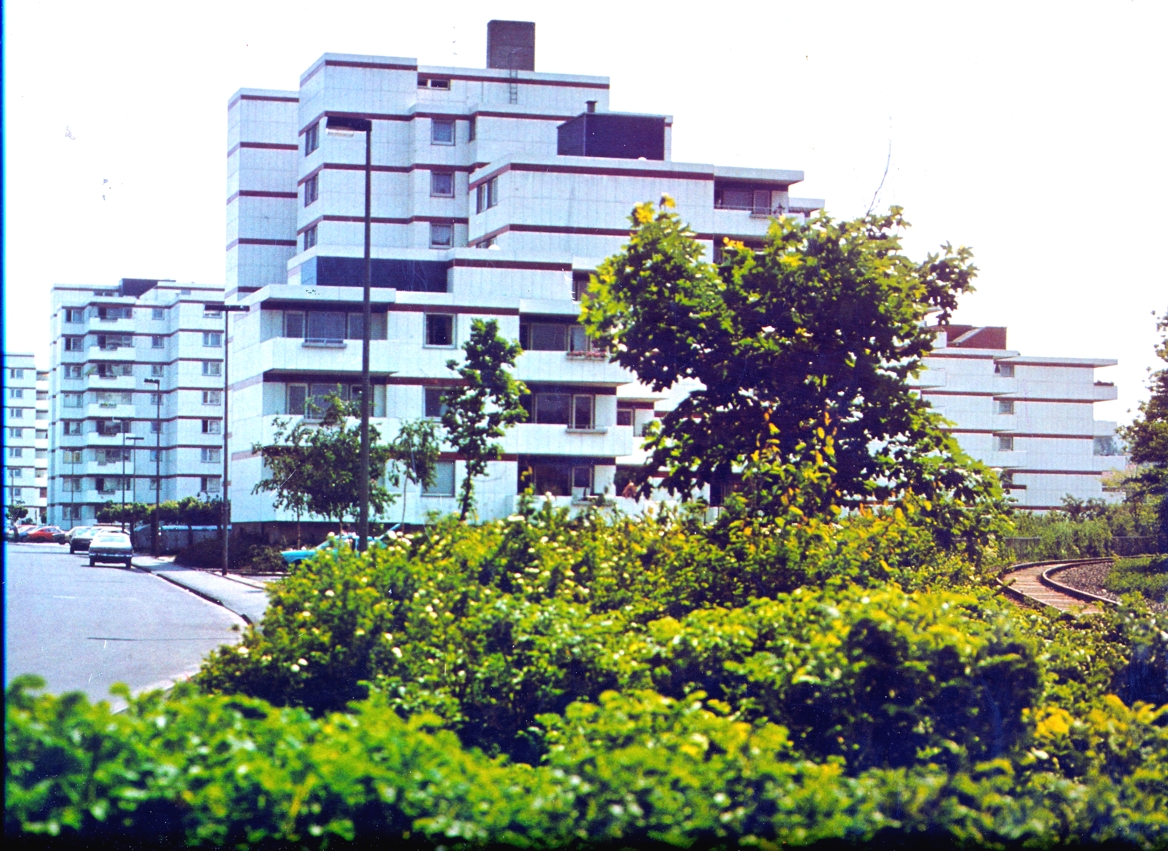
[4,541,244,709]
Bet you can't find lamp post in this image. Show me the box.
[325,114,374,552]
[120,433,143,533]
[144,377,162,556]
[202,302,250,575]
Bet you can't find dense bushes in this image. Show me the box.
[1106,555,1168,604]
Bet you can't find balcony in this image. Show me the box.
[85,374,136,392]
[90,316,137,333]
[502,423,634,457]
[85,431,138,447]
[711,207,778,239]
[87,345,136,362]
[1092,382,1118,401]
[254,338,419,377]
[86,403,137,420]
[515,349,633,386]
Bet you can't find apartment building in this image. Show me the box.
[46,278,228,527]
[226,21,823,529]
[3,353,48,524]
[919,326,1127,509]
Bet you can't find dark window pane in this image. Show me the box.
[530,323,566,351]
[424,388,447,418]
[572,395,593,429]
[532,463,571,496]
[535,393,571,425]
[307,311,345,340]
[426,315,454,346]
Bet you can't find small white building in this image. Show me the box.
[3,353,47,524]
[46,279,229,527]
[919,325,1127,510]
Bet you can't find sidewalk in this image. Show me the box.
[133,556,273,625]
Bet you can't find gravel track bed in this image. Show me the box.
[1054,562,1167,613]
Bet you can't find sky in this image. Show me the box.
[4,0,1165,424]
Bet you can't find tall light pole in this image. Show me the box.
[144,377,162,556]
[203,302,250,574]
[326,114,374,551]
[120,433,143,533]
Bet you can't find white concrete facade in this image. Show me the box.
[919,326,1126,510]
[46,280,228,527]
[3,353,48,524]
[227,31,823,528]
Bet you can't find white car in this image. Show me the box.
[88,531,134,568]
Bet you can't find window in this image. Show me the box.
[202,361,221,376]
[524,393,597,429]
[63,504,82,521]
[424,388,448,418]
[284,312,305,338]
[202,419,222,434]
[151,364,165,377]
[96,448,131,465]
[423,461,456,496]
[201,448,221,463]
[304,174,319,206]
[151,420,162,434]
[204,307,223,319]
[63,421,83,436]
[201,476,221,494]
[9,388,24,399]
[149,392,163,406]
[9,407,25,418]
[10,469,24,479]
[418,75,451,90]
[304,121,319,155]
[202,390,222,405]
[64,450,84,464]
[151,335,165,349]
[425,314,455,347]
[36,390,49,400]
[62,392,83,408]
[95,362,132,378]
[475,176,498,213]
[616,405,635,427]
[307,311,346,342]
[994,362,1015,378]
[430,222,453,248]
[9,447,23,458]
[96,391,132,407]
[95,477,123,494]
[36,449,48,459]
[521,322,601,354]
[714,183,774,214]
[431,118,455,145]
[303,225,317,250]
[152,307,165,319]
[525,462,593,498]
[149,448,162,462]
[468,116,476,142]
[64,309,84,323]
[37,429,48,439]
[286,384,308,416]
[9,427,23,438]
[202,331,222,347]
[149,477,160,491]
[96,420,130,436]
[1094,436,1122,457]
[9,367,24,379]
[346,312,387,341]
[64,364,83,379]
[97,334,133,350]
[572,271,592,301]
[62,477,83,492]
[430,171,454,197]
[97,306,132,320]
[64,336,84,352]
[996,399,1015,415]
[996,435,1014,452]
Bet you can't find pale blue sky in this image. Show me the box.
[4,0,1165,423]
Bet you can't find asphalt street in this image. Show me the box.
[4,541,244,709]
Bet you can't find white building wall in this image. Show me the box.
[4,354,44,523]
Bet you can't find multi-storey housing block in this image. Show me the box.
[47,278,228,527]
[919,325,1127,509]
[226,21,823,530]
[4,353,47,524]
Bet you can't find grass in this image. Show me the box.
[1104,555,1168,604]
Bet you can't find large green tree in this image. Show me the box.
[441,319,527,521]
[582,199,989,512]
[1119,308,1168,547]
[388,418,442,527]
[254,394,397,532]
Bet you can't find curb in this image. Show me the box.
[1041,560,1121,607]
[132,558,256,626]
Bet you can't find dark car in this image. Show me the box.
[25,526,67,544]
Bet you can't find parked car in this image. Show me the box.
[25,526,67,544]
[88,531,134,568]
[14,523,38,541]
[69,525,123,553]
[280,531,394,566]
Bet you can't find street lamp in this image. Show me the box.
[144,377,162,556]
[326,114,374,552]
[120,433,144,533]
[202,302,250,575]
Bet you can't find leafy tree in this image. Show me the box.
[441,319,527,521]
[388,418,442,527]
[253,394,397,533]
[582,199,991,515]
[6,503,29,524]
[1119,307,1168,549]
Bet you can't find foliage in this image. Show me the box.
[1009,499,1163,559]
[581,200,991,518]
[1105,556,1168,605]
[253,394,397,530]
[440,319,526,521]
[7,502,29,523]
[173,535,287,574]
[388,418,442,526]
[1119,307,1168,550]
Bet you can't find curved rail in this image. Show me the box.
[998,558,1114,616]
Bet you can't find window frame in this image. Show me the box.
[424,314,455,348]
[303,225,317,251]
[201,360,222,376]
[430,171,455,198]
[200,447,222,463]
[430,118,455,145]
[424,387,448,419]
[304,121,319,156]
[202,331,223,348]
[429,221,454,248]
[201,419,222,435]
[202,390,222,406]
[422,461,456,497]
[304,173,319,206]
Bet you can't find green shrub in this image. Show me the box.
[1106,555,1168,604]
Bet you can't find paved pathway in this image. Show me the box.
[132,557,273,625]
[999,561,1104,615]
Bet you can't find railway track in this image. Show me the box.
[998,558,1116,616]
